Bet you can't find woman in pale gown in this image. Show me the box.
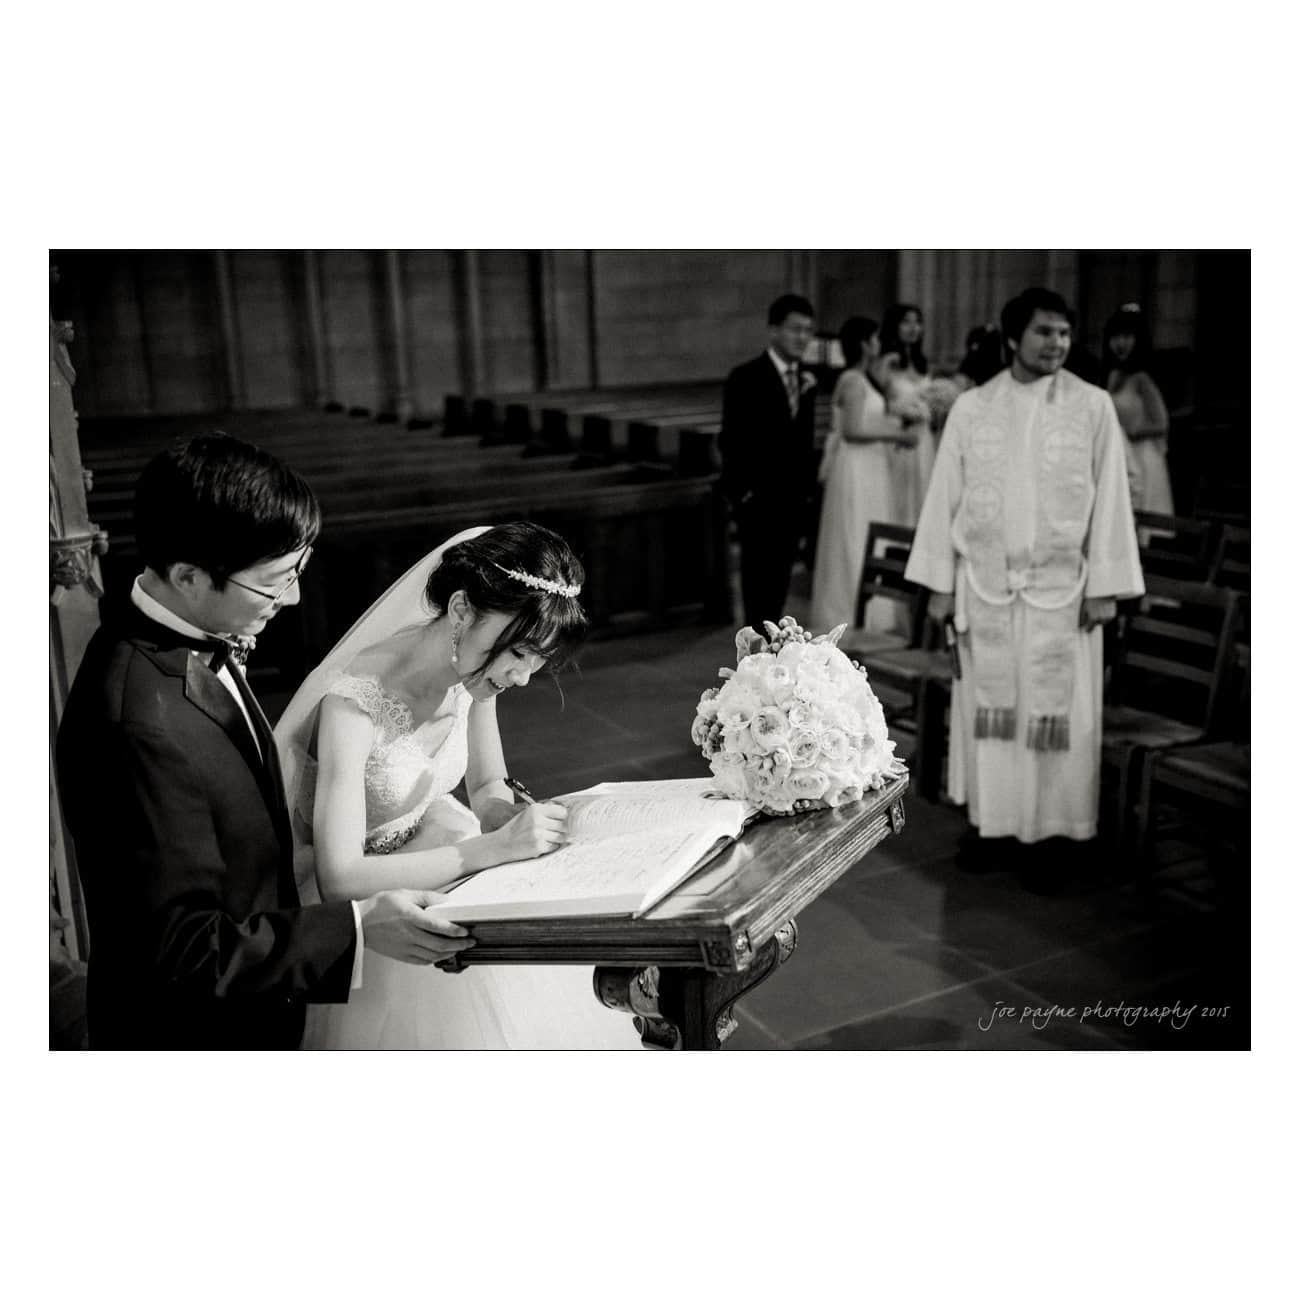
[1102,302,1174,514]
[274,522,641,1049]
[810,316,914,633]
[875,303,935,523]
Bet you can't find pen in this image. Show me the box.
[504,776,537,805]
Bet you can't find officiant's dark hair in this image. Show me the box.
[768,294,815,326]
[1000,287,1075,355]
[135,432,321,587]
[425,521,589,672]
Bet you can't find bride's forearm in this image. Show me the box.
[318,835,500,901]
[467,777,515,823]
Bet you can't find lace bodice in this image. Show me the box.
[324,673,472,853]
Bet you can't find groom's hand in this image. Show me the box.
[358,890,474,966]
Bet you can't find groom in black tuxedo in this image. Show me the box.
[56,433,472,1049]
[719,293,818,629]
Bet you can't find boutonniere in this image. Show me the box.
[798,371,818,396]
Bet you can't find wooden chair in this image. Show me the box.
[1133,645,1249,895]
[1101,575,1241,853]
[1209,524,1250,594]
[842,523,924,656]
[840,523,954,800]
[1133,510,1215,583]
[1192,473,1249,530]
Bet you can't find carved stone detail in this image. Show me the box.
[715,1010,739,1043]
[50,530,109,598]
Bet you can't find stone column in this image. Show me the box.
[383,250,413,420]
[302,250,332,406]
[213,251,245,410]
[457,250,486,397]
[49,292,102,972]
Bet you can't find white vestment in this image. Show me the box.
[905,369,1144,842]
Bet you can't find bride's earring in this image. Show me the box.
[450,621,462,669]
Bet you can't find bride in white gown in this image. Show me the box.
[274,521,642,1049]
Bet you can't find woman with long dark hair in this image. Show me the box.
[875,302,935,522]
[811,316,914,633]
[1102,302,1173,513]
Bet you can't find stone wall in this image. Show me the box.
[51,249,1230,420]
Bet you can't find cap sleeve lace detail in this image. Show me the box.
[324,673,472,854]
[327,673,413,743]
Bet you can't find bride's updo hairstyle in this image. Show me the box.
[425,522,589,673]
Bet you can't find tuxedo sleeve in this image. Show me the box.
[719,368,753,507]
[115,720,358,1002]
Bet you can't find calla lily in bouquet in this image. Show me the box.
[692,617,906,816]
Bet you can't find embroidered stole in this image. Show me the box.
[957,374,1093,751]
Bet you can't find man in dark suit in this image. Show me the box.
[56,433,472,1049]
[719,293,818,629]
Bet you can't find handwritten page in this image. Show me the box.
[426,778,752,921]
[561,779,749,842]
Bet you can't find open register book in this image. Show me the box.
[427,777,757,922]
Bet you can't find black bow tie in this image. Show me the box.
[209,636,255,670]
[172,633,255,670]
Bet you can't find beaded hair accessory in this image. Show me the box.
[489,561,581,598]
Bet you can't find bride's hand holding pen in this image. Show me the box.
[481,778,569,862]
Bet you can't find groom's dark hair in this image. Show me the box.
[768,293,815,326]
[135,432,321,586]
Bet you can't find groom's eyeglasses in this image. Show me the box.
[224,547,313,603]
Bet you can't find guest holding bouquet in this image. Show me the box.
[875,303,935,523]
[1103,303,1174,514]
[810,317,912,634]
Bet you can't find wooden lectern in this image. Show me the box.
[438,775,909,1049]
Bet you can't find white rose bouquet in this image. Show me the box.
[889,391,932,426]
[918,376,962,433]
[692,617,905,816]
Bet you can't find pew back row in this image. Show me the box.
[77,388,745,692]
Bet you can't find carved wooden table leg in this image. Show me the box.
[594,920,799,1050]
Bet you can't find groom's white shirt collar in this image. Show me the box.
[132,573,216,642]
[130,575,365,990]
[131,574,261,756]
[767,347,798,379]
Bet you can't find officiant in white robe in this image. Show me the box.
[904,289,1144,845]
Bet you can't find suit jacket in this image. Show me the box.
[718,352,818,512]
[56,604,358,1049]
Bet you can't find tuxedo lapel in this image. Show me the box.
[215,659,294,854]
[759,354,796,426]
[183,655,270,786]
[118,605,289,844]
